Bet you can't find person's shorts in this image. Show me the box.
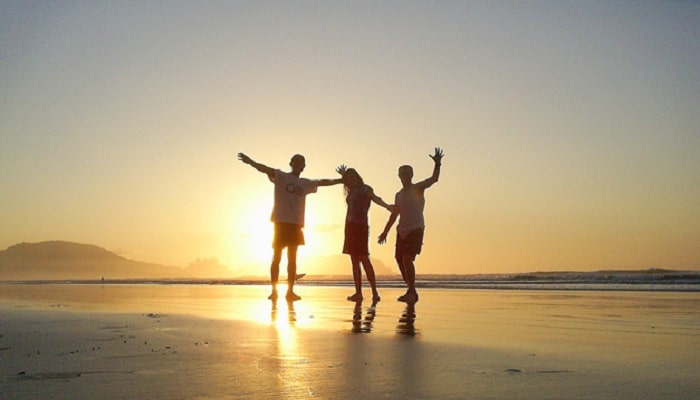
[273,223,304,249]
[395,228,424,262]
[343,222,369,256]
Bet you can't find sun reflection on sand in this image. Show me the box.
[270,300,316,398]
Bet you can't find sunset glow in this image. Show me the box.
[1,2,698,275]
[237,197,275,267]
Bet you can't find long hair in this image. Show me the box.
[343,168,364,196]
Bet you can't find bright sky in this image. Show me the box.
[1,1,698,275]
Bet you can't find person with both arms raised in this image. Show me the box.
[379,147,444,303]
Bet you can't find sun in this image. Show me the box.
[224,194,274,269]
[228,188,345,272]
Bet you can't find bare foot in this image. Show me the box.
[285,292,302,302]
[397,291,418,303]
[347,293,363,302]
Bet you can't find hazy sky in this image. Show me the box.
[1,1,698,275]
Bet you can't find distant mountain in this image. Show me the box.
[0,241,394,281]
[0,241,184,280]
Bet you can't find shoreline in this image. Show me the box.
[2,278,699,293]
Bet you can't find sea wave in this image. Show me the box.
[413,269,700,292]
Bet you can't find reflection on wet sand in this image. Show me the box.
[396,299,418,337]
[271,299,298,326]
[270,300,314,399]
[350,299,379,333]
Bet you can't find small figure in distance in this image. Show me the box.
[238,152,342,302]
[378,147,444,303]
[336,165,393,303]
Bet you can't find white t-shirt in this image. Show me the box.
[270,170,319,226]
[395,185,425,237]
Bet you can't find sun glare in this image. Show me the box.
[302,191,345,259]
[237,190,344,258]
[237,197,274,266]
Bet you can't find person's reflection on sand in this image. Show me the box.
[271,300,278,323]
[270,299,297,325]
[351,300,364,333]
[396,298,418,337]
[364,298,379,331]
[286,300,297,324]
[350,298,379,333]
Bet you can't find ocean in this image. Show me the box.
[303,269,700,292]
[10,269,698,292]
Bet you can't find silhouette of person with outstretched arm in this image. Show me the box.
[336,165,393,302]
[238,152,342,301]
[378,147,444,303]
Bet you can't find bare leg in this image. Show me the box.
[359,255,380,301]
[404,257,417,295]
[398,254,418,302]
[347,255,363,301]
[286,245,301,301]
[269,247,283,300]
[396,255,408,284]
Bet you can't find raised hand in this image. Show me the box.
[336,164,348,176]
[429,147,444,164]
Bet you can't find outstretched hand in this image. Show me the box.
[336,164,347,176]
[430,147,444,164]
[237,152,252,164]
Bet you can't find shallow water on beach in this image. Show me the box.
[2,283,699,348]
[2,284,699,400]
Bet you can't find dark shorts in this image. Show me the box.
[395,228,424,262]
[273,223,305,249]
[343,222,369,256]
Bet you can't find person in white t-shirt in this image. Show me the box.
[378,148,444,303]
[238,152,342,301]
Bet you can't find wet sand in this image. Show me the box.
[1,284,699,399]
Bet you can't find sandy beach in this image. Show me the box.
[1,284,699,399]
